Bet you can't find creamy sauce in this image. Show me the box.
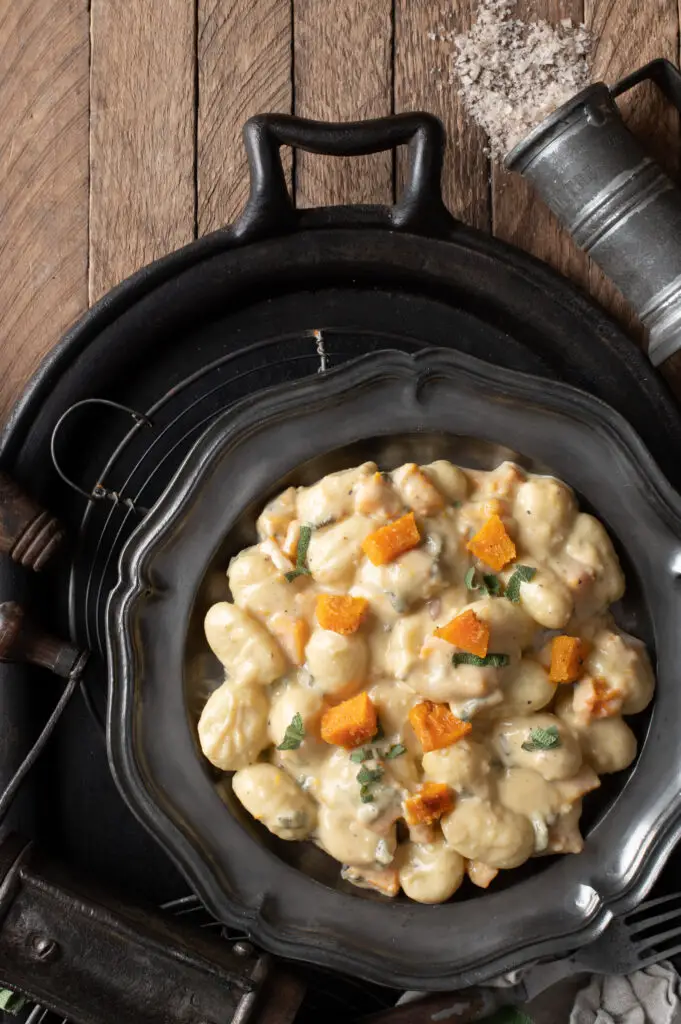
[198,459,654,903]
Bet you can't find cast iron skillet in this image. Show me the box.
[108,346,680,990]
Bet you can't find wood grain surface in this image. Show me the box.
[0,0,89,426]
[293,0,393,208]
[1,0,681,422]
[89,0,195,301]
[197,0,292,234]
[394,0,490,230]
[491,0,592,293]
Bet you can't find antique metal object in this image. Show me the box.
[0,834,305,1024]
[506,58,681,366]
[0,472,64,570]
[0,601,86,678]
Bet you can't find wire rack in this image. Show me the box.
[0,328,424,1022]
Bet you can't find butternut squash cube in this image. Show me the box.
[408,700,472,753]
[466,514,516,572]
[316,594,368,635]
[321,691,378,749]
[549,635,588,683]
[434,609,489,658]
[361,512,421,566]
[404,782,454,825]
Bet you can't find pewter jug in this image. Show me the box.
[505,59,681,366]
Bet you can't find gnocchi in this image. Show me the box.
[197,458,654,903]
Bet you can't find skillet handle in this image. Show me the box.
[611,57,681,110]
[233,112,456,241]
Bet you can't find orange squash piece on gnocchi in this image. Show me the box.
[409,701,472,753]
[320,691,378,749]
[434,609,489,658]
[404,782,454,825]
[549,635,588,683]
[316,593,368,635]
[467,514,516,572]
[361,511,421,566]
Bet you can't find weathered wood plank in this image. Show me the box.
[294,0,393,208]
[197,0,292,234]
[89,0,195,302]
[492,1,592,295]
[394,1,490,230]
[0,0,89,424]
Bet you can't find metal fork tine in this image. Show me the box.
[636,923,681,955]
[637,940,681,971]
[627,890,681,919]
[628,905,681,936]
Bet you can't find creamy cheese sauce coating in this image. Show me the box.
[198,460,654,903]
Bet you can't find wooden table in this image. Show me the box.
[2,1,681,425]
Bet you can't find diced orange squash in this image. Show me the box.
[466,860,499,889]
[321,691,378,748]
[466,514,516,572]
[316,594,368,635]
[586,677,624,719]
[361,512,421,566]
[269,613,309,666]
[408,700,472,753]
[404,782,454,825]
[342,865,400,897]
[549,636,589,683]
[434,608,489,658]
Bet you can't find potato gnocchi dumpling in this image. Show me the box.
[198,681,269,770]
[197,459,654,903]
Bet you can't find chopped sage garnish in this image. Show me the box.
[452,652,510,668]
[285,524,313,582]
[350,747,372,764]
[276,712,305,750]
[464,566,478,591]
[521,725,561,752]
[356,763,384,803]
[505,564,536,603]
[483,573,502,596]
[465,567,502,597]
[385,743,407,759]
[356,765,384,786]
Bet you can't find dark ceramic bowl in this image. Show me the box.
[107,347,681,989]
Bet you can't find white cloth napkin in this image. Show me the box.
[570,962,681,1024]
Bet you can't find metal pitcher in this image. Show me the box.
[505,59,681,366]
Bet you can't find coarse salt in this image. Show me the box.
[434,0,592,157]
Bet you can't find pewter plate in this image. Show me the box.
[107,348,681,989]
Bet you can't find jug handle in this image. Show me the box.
[611,57,681,112]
